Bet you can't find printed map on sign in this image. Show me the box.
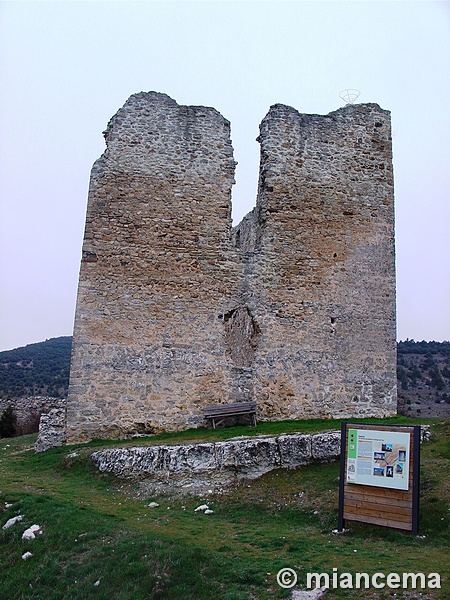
[346,429,410,490]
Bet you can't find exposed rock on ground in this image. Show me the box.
[22,524,43,540]
[2,514,23,530]
[291,588,328,600]
[91,431,341,493]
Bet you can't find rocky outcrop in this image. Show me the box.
[90,427,429,494]
[90,430,341,482]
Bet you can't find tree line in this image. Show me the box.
[0,336,448,400]
[0,337,72,399]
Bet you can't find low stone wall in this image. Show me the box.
[91,431,341,484]
[90,426,430,495]
[0,396,65,436]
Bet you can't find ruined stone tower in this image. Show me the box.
[66,92,396,443]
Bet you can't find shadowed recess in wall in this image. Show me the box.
[221,306,260,367]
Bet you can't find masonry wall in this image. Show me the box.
[0,396,64,436]
[237,103,397,419]
[66,92,396,443]
[66,92,243,442]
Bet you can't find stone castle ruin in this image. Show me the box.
[65,91,397,443]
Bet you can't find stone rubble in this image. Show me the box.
[2,514,23,530]
[291,587,328,600]
[22,524,43,540]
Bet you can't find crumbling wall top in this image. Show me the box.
[96,91,235,181]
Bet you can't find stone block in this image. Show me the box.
[311,431,341,460]
[278,434,312,466]
[35,408,67,453]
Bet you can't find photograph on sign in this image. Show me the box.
[346,429,410,490]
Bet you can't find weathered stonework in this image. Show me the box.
[65,92,396,444]
[241,104,397,421]
[35,407,66,452]
[90,431,342,482]
[0,396,64,436]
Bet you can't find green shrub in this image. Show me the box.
[0,404,16,438]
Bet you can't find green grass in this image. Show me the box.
[0,417,449,599]
[75,414,435,450]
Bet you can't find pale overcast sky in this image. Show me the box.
[0,0,449,351]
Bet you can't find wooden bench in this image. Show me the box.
[203,401,257,429]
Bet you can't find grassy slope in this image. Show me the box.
[0,417,449,600]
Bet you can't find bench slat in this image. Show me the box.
[203,402,257,428]
[204,402,255,415]
[205,408,255,417]
[204,402,256,411]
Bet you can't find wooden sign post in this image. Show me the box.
[338,423,421,535]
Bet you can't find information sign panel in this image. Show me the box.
[346,428,410,491]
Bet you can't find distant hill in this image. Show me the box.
[0,337,449,416]
[397,339,450,417]
[0,337,72,399]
